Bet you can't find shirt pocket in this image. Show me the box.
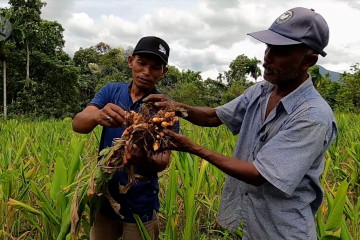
[252,133,268,160]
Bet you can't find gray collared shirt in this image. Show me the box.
[215,77,337,240]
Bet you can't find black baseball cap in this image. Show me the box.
[248,7,329,57]
[133,36,170,64]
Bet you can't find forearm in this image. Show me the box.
[143,94,222,127]
[186,142,265,186]
[178,103,222,127]
[72,111,99,133]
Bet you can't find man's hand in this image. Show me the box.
[161,129,195,152]
[143,93,174,107]
[73,104,128,133]
[144,94,221,127]
[97,103,127,128]
[143,94,186,117]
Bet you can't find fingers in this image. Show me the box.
[162,129,193,152]
[143,94,168,103]
[162,129,181,150]
[162,128,177,137]
[100,103,127,127]
[143,94,179,112]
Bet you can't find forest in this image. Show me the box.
[1,0,360,120]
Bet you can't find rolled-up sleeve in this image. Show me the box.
[253,119,328,196]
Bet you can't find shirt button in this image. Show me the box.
[153,191,156,194]
[245,192,249,196]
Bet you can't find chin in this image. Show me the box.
[263,75,276,84]
[139,83,155,91]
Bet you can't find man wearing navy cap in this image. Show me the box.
[145,7,337,239]
[73,36,177,240]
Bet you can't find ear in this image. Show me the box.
[162,66,168,76]
[128,55,134,68]
[303,53,318,70]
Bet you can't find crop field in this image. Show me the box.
[0,113,359,240]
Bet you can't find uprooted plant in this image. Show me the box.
[69,103,185,239]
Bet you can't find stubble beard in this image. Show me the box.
[264,60,302,87]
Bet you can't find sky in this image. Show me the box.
[1,0,360,80]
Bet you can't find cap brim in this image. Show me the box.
[133,50,168,64]
[248,30,327,57]
[248,29,302,46]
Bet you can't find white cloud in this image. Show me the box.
[41,0,74,22]
[67,13,96,36]
[3,0,360,77]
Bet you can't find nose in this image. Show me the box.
[264,46,273,63]
[143,65,151,76]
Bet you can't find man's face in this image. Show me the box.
[128,54,168,91]
[262,44,309,86]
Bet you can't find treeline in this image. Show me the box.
[0,1,359,120]
[310,64,360,112]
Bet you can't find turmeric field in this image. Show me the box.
[0,113,359,240]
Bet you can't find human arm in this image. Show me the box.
[72,103,127,134]
[143,94,223,127]
[163,129,266,186]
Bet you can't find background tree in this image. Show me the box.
[9,0,46,80]
[202,78,227,107]
[0,9,13,119]
[221,80,254,105]
[226,54,261,85]
[0,1,81,118]
[73,46,101,74]
[157,65,181,92]
[336,64,360,112]
[73,43,131,107]
[1,0,359,119]
[95,41,110,55]
[167,69,204,106]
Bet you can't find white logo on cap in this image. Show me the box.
[159,44,166,55]
[276,10,293,24]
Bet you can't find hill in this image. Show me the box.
[318,65,341,81]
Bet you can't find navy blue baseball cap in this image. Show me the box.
[133,36,170,64]
[248,7,329,57]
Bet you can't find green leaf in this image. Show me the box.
[133,214,151,240]
[67,137,86,185]
[322,180,349,238]
[50,156,67,200]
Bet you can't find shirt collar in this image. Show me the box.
[260,76,315,115]
[127,81,160,100]
[280,76,314,114]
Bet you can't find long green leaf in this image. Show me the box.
[133,214,151,240]
[8,198,42,216]
[322,180,349,238]
[67,137,86,185]
[50,156,68,213]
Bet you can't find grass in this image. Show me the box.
[0,113,359,239]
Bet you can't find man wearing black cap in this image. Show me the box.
[73,36,176,240]
[144,7,337,239]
